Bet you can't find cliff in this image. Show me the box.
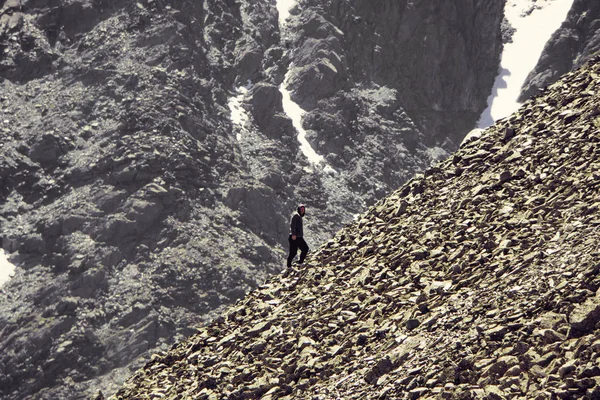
[286,0,504,147]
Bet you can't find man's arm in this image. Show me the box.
[290,214,299,240]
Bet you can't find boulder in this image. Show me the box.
[29,133,66,166]
[249,83,283,126]
[570,296,600,334]
[71,267,108,298]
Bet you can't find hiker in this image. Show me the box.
[287,204,309,267]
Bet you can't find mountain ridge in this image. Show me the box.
[112,56,600,399]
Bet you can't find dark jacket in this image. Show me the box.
[290,212,303,237]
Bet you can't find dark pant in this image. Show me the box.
[287,235,309,267]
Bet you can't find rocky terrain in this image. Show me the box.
[113,55,600,400]
[520,0,600,101]
[0,0,509,399]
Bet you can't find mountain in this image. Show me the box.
[113,55,600,400]
[0,1,506,398]
[0,0,593,399]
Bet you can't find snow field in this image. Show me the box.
[0,249,16,287]
[478,0,574,128]
[227,84,251,140]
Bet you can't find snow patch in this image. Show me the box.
[228,82,252,140]
[276,0,298,27]
[323,165,337,175]
[478,0,574,128]
[0,249,16,287]
[279,76,337,174]
[276,0,335,173]
[461,128,485,146]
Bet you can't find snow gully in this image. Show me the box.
[478,0,574,128]
[276,0,336,174]
[0,249,16,287]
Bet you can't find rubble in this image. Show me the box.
[114,56,600,399]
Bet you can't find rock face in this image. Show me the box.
[113,57,600,399]
[0,1,286,399]
[520,0,600,101]
[0,1,505,399]
[285,0,504,149]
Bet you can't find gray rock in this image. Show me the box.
[124,199,163,225]
[249,83,283,126]
[234,36,263,82]
[405,318,420,331]
[71,267,107,298]
[55,297,79,316]
[364,356,393,385]
[570,296,600,334]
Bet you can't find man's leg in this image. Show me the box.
[287,235,298,267]
[298,238,309,264]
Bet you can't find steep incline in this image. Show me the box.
[114,57,600,399]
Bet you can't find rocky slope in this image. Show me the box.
[113,56,600,399]
[0,1,511,399]
[520,0,600,101]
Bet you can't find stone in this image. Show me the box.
[482,360,509,378]
[248,321,271,337]
[486,325,508,341]
[124,199,163,224]
[538,312,567,330]
[55,297,79,316]
[248,83,284,127]
[499,170,512,183]
[364,356,393,385]
[484,385,507,400]
[503,127,515,142]
[559,361,577,379]
[23,234,46,254]
[570,297,600,334]
[537,328,566,344]
[405,318,420,331]
[234,37,263,81]
[409,388,429,399]
[71,267,108,298]
[28,133,66,166]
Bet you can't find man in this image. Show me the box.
[287,204,309,268]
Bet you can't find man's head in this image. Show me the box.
[297,204,306,216]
